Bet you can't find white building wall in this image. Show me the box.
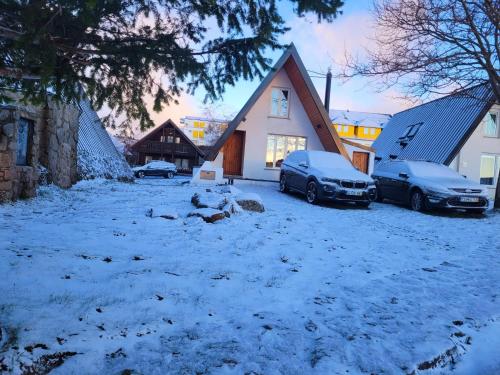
[450,104,500,199]
[215,69,325,181]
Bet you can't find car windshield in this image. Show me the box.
[408,162,459,179]
[308,151,352,170]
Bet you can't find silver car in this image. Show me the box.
[372,160,490,213]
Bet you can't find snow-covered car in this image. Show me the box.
[279,150,376,206]
[132,161,177,179]
[372,160,490,213]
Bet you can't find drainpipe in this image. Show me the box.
[324,68,332,112]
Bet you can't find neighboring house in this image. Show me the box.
[330,109,391,146]
[372,84,500,203]
[206,43,349,181]
[77,97,133,180]
[0,98,80,202]
[179,116,229,146]
[130,119,205,172]
[0,94,134,202]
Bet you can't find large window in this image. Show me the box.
[480,154,500,185]
[270,87,290,118]
[266,135,306,168]
[484,112,499,137]
[16,118,33,166]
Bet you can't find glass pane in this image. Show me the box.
[16,119,30,166]
[275,136,285,167]
[271,89,280,116]
[266,135,276,167]
[485,113,498,136]
[297,137,306,150]
[287,136,297,155]
[480,155,495,185]
[280,89,289,117]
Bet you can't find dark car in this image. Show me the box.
[372,160,490,213]
[132,161,177,179]
[279,150,377,206]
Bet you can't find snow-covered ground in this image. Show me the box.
[1,178,499,374]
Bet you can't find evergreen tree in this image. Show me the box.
[0,0,344,130]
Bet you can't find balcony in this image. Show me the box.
[136,141,197,156]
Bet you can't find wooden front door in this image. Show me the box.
[223,130,245,176]
[352,151,369,174]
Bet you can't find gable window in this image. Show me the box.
[266,134,306,168]
[480,154,500,185]
[484,112,499,137]
[167,136,174,143]
[270,87,290,118]
[160,135,166,142]
[16,118,33,166]
[175,137,180,144]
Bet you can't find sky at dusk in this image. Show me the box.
[142,2,415,132]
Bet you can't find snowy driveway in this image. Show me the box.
[1,178,499,374]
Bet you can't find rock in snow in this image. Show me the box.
[188,208,226,223]
[235,193,265,212]
[191,192,227,210]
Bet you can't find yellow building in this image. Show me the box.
[179,116,229,146]
[330,109,390,146]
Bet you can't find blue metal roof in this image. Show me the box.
[372,84,495,165]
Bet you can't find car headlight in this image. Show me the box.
[321,178,340,185]
[426,189,451,197]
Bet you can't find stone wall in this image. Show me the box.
[0,98,79,202]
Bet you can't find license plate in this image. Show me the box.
[345,189,363,196]
[460,196,479,203]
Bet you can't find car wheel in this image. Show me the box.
[279,174,289,193]
[410,190,425,212]
[356,201,370,208]
[306,181,318,204]
[137,171,145,179]
[166,171,174,179]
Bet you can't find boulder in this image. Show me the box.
[191,192,227,210]
[235,193,265,212]
[188,208,226,223]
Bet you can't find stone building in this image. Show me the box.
[0,99,79,202]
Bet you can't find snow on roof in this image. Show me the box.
[329,109,391,128]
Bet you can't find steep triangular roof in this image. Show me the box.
[207,43,348,161]
[131,119,205,157]
[372,83,496,164]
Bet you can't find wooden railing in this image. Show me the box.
[136,141,196,156]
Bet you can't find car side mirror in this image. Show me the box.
[298,162,308,168]
[399,172,409,179]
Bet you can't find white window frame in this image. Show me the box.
[266,134,307,168]
[480,153,500,186]
[270,87,290,118]
[484,111,499,138]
